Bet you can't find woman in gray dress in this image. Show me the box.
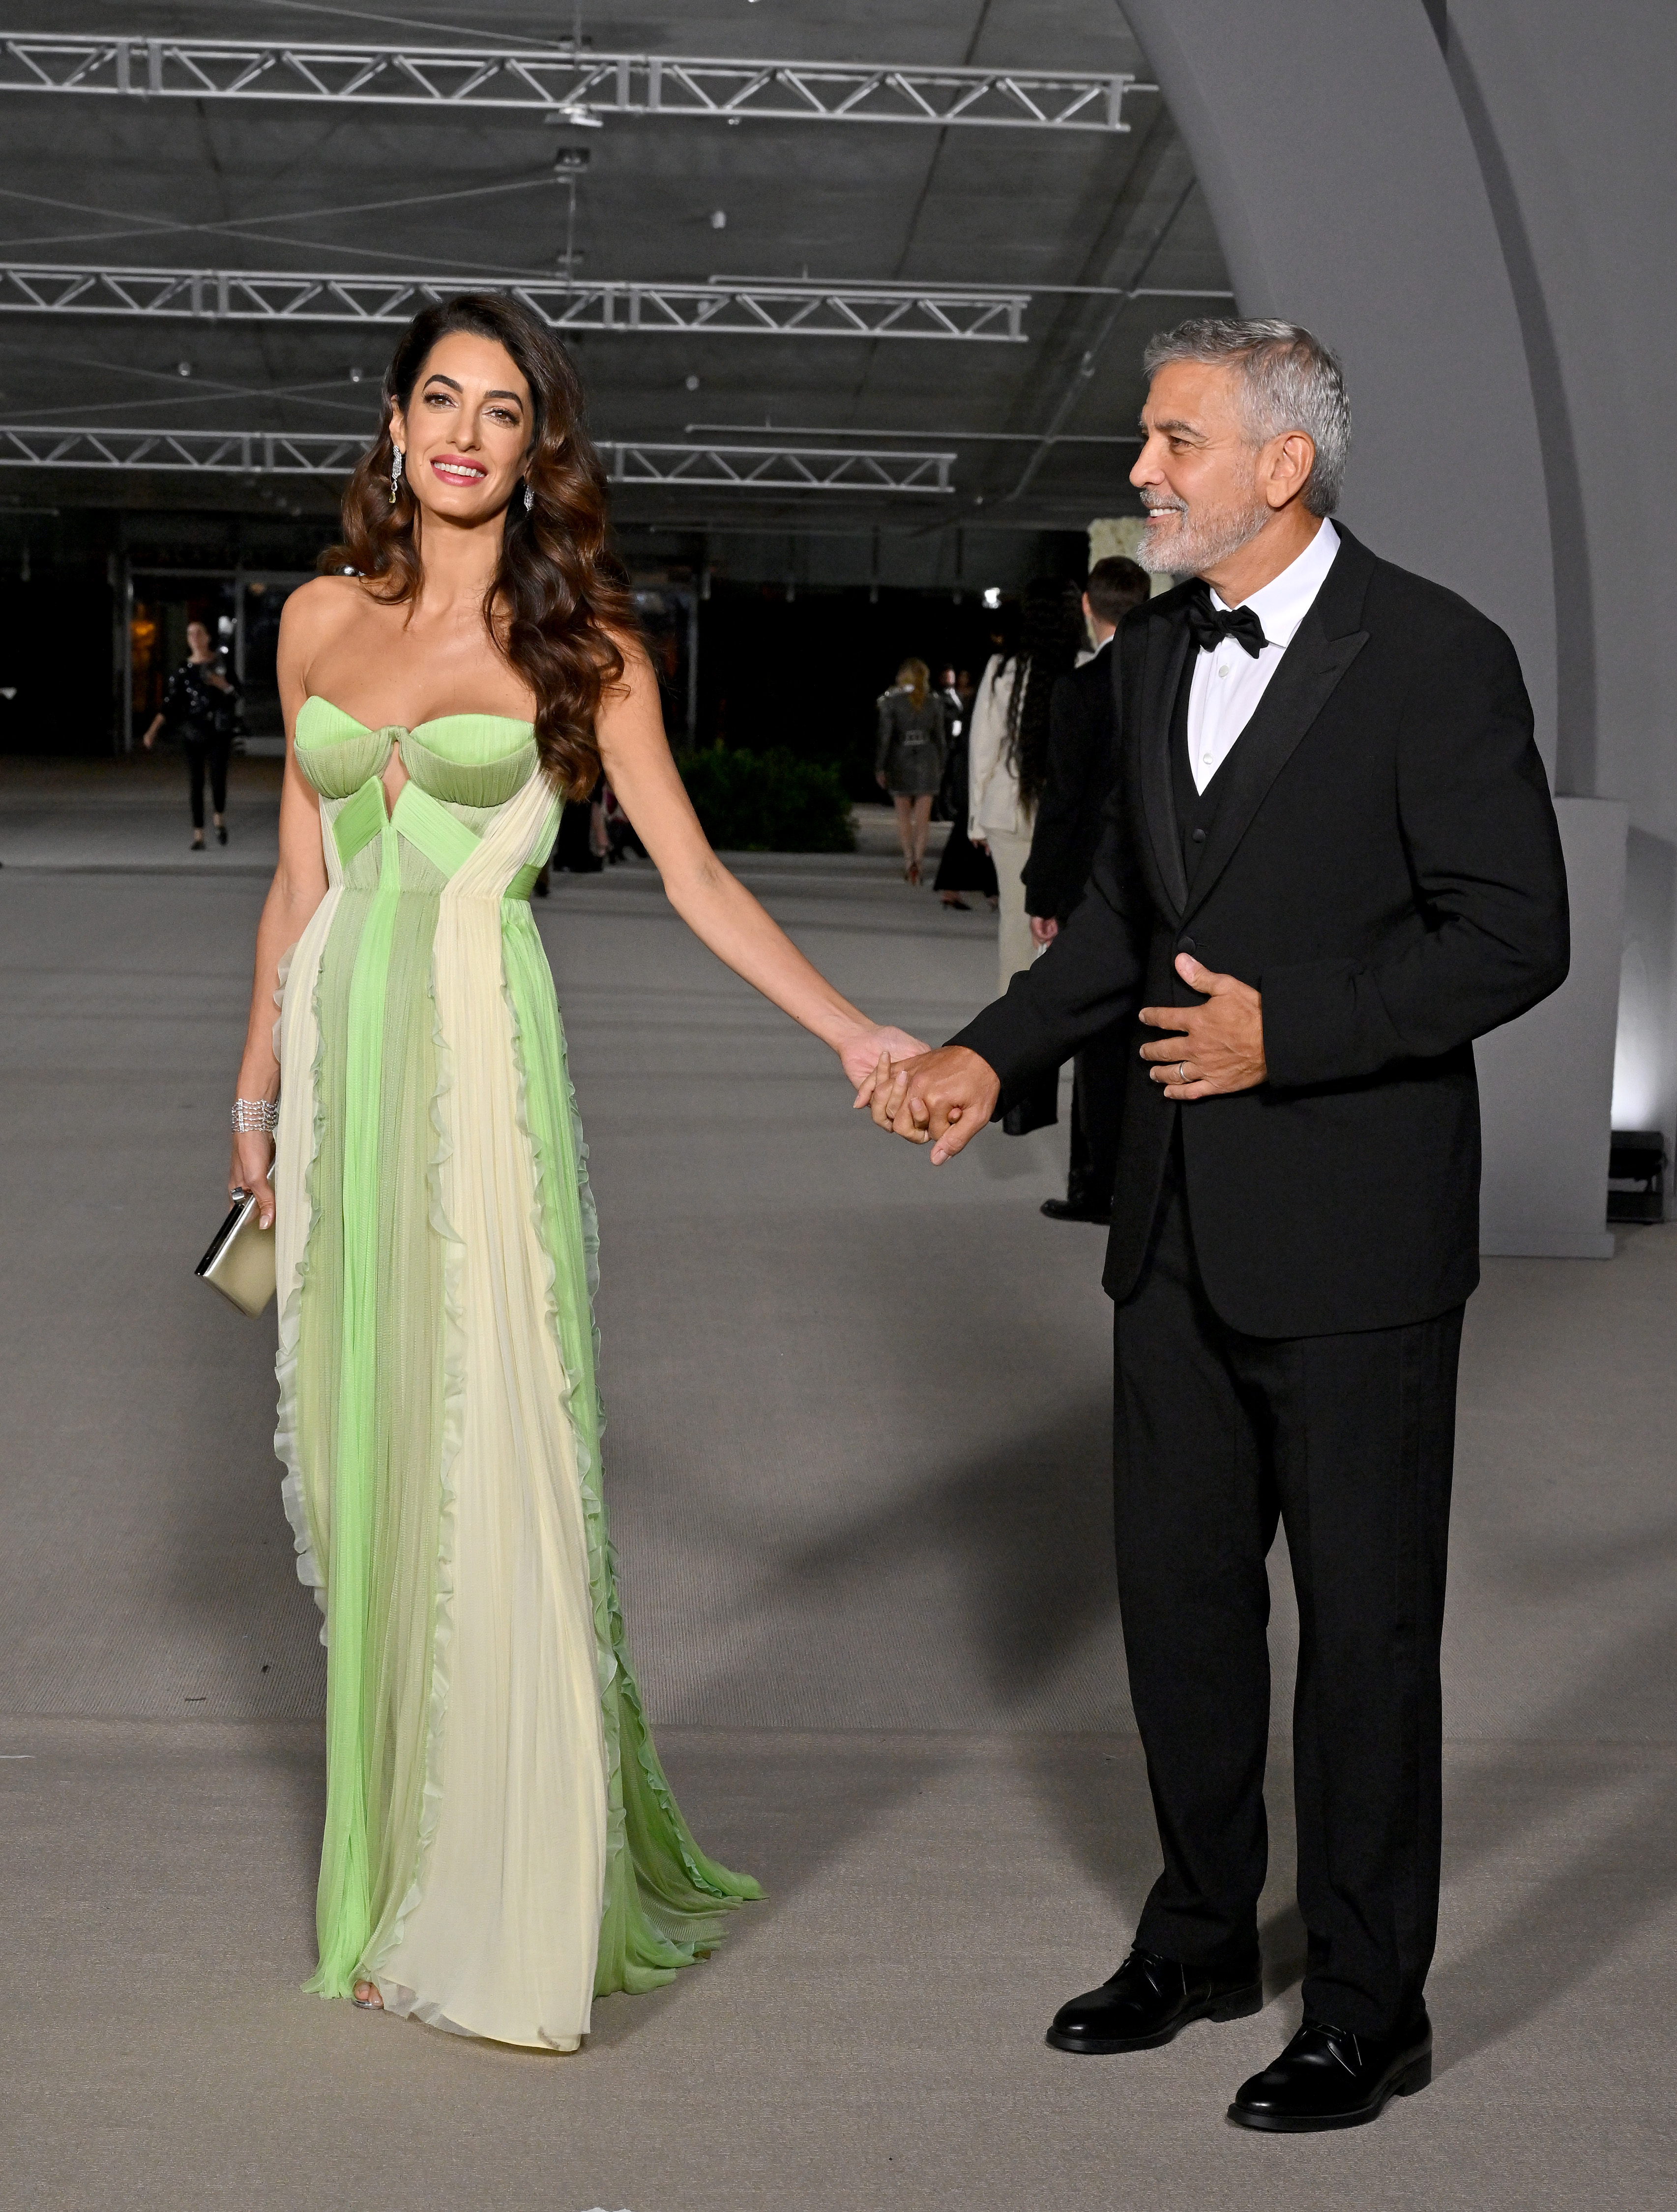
[875,657,947,886]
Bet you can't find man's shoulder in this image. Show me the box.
[1069,648,1113,698]
[1341,529,1517,661]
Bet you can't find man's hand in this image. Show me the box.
[856,1045,1000,1164]
[1139,954,1266,1099]
[1030,914,1059,947]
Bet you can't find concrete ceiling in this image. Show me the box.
[0,3,1230,555]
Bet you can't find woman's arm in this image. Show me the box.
[227,587,334,1223]
[875,693,894,787]
[598,644,926,1086]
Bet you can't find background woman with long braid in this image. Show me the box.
[967,578,1086,993]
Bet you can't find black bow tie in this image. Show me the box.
[1185,588,1268,659]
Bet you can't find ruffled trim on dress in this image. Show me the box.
[362,955,470,1986]
[272,942,328,1637]
[497,938,761,1997]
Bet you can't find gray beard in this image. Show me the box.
[1141,495,1270,582]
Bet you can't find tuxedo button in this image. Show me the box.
[1177,934,1196,953]
[1191,829,1206,844]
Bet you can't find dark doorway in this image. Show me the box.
[696,582,1007,799]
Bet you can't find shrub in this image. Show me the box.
[676,745,856,854]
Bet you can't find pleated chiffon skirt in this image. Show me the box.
[272,701,759,2048]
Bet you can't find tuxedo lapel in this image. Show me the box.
[1136,603,1192,918]
[1184,535,1373,921]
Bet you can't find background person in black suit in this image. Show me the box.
[1026,555,1152,1223]
[861,320,1569,2132]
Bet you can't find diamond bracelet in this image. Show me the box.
[231,1097,280,1134]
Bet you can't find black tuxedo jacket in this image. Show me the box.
[951,527,1570,1338]
[1023,640,1118,923]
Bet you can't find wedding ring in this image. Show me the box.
[1178,1061,1189,1083]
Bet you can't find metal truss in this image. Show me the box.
[0,262,1029,343]
[0,33,1142,130]
[0,426,956,494]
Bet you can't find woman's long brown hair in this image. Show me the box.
[321,292,639,796]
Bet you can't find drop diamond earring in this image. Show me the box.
[389,448,404,504]
[524,481,534,513]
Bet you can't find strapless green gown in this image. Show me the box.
[273,699,758,2048]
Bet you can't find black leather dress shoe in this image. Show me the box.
[1229,2010,1432,2131]
[1047,1946,1263,2055]
[1040,1195,1112,1225]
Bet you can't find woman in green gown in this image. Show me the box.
[227,296,924,2049]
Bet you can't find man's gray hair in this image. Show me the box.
[1142,319,1351,517]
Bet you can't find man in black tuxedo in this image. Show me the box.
[1026,555,1151,1223]
[865,320,1568,2131]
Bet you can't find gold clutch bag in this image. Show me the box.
[196,1190,277,1317]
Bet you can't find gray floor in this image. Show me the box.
[1,758,1673,2209]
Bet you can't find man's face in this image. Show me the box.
[1130,359,1270,580]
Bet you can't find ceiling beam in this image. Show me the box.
[0,426,956,494]
[0,35,1147,130]
[0,263,1030,342]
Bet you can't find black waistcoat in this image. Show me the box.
[1170,651,1226,888]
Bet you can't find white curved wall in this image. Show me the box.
[1120,0,1559,772]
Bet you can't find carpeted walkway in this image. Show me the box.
[1,759,1672,2209]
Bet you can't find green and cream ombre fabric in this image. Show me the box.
[273,698,758,2049]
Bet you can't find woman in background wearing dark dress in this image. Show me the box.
[875,657,946,886]
[933,661,998,912]
[141,619,242,849]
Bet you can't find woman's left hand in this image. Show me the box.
[844,1025,929,1100]
[875,771,888,789]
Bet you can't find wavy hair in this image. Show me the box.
[321,292,638,795]
[895,657,930,709]
[1006,577,1086,812]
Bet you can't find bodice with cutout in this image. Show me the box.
[293,696,553,901]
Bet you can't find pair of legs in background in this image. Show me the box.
[1094,1145,1458,2105]
[184,728,232,846]
[892,791,933,883]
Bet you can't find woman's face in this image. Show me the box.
[186,621,211,658]
[391,330,534,525]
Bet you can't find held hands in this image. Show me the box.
[854,1046,1000,1165]
[840,1025,930,1094]
[1139,955,1266,1100]
[1029,914,1059,947]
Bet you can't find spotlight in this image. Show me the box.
[177,361,192,377]
[982,586,1002,610]
[684,374,701,392]
[709,209,727,231]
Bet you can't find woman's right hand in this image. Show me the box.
[875,770,888,789]
[230,1131,277,1229]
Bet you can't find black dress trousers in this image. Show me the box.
[1113,1138,1462,2036]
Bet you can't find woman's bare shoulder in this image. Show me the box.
[280,572,374,649]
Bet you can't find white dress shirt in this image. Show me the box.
[1186,519,1341,793]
